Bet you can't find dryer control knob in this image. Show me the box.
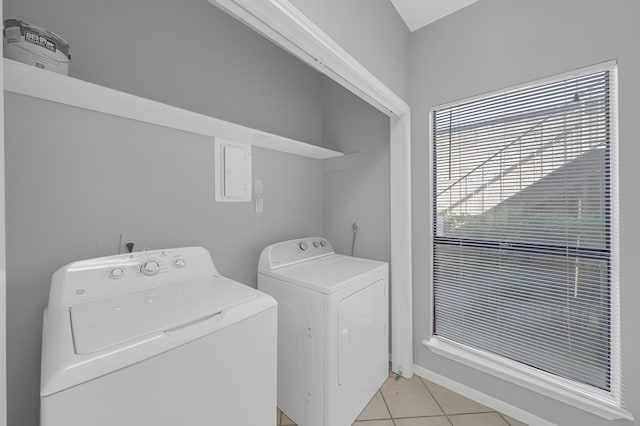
[313,241,320,248]
[174,258,186,268]
[109,267,124,280]
[141,260,160,276]
[299,242,308,251]
[320,240,326,247]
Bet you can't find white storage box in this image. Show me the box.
[3,19,70,75]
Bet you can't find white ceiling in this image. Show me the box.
[389,0,479,32]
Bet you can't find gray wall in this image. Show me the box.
[288,0,411,103]
[321,77,390,263]
[3,1,330,425]
[410,1,640,425]
[5,0,323,146]
[5,94,324,426]
[5,95,323,426]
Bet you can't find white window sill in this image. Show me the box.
[424,336,634,421]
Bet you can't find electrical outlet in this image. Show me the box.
[254,197,264,213]
[118,233,139,254]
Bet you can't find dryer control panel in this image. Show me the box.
[47,247,219,315]
[258,237,334,271]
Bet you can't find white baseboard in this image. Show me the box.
[413,364,556,426]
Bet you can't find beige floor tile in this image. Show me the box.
[280,411,296,425]
[394,416,452,426]
[276,408,281,425]
[352,421,394,426]
[449,412,509,426]
[422,379,493,415]
[357,390,392,420]
[380,376,444,418]
[499,413,528,426]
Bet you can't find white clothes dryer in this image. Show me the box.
[258,237,388,426]
[41,247,277,426]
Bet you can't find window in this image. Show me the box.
[429,64,624,414]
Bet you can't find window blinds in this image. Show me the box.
[432,69,615,393]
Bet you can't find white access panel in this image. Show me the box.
[223,143,245,197]
[215,138,251,202]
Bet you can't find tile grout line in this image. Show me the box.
[497,411,517,426]
[418,376,454,426]
[377,387,397,426]
[394,409,505,417]
[392,414,462,419]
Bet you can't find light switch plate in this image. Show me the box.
[254,179,263,195]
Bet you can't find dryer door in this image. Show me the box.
[337,279,387,387]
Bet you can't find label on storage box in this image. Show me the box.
[24,30,57,52]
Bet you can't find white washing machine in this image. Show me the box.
[40,247,277,426]
[258,237,388,426]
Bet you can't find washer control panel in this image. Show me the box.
[106,251,188,281]
[49,247,217,313]
[259,237,333,271]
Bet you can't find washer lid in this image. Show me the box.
[70,276,258,354]
[261,254,387,294]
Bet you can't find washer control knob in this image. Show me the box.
[313,241,320,248]
[174,258,186,268]
[320,240,326,247]
[141,260,160,276]
[299,242,308,251]
[109,267,124,280]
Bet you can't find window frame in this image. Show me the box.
[423,61,632,421]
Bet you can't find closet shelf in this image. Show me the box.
[3,58,342,160]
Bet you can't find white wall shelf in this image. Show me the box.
[3,58,342,160]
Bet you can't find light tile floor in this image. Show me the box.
[276,371,528,426]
